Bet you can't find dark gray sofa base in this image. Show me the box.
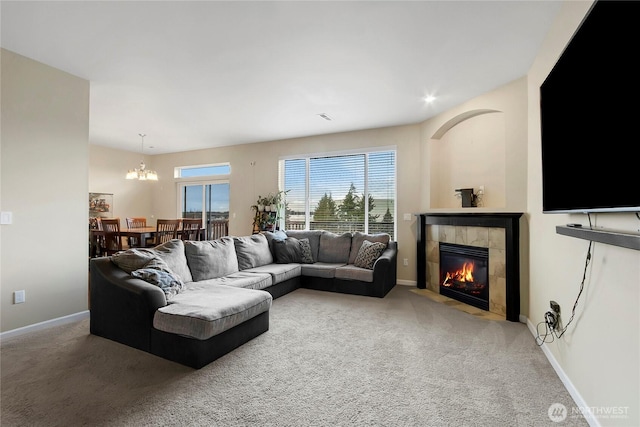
[302,276,395,298]
[265,276,302,299]
[150,311,269,369]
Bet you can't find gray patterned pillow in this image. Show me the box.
[299,238,314,264]
[131,267,184,300]
[353,240,386,270]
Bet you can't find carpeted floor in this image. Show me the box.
[1,286,587,426]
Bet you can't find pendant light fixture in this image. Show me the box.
[126,133,158,181]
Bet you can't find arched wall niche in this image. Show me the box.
[428,108,506,209]
[431,109,501,140]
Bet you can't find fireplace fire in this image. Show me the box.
[439,243,489,310]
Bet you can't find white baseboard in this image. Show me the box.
[0,310,90,341]
[396,279,416,287]
[524,317,600,427]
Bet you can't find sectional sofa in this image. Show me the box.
[89,230,397,368]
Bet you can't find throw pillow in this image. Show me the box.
[299,238,314,264]
[111,249,158,273]
[348,232,390,264]
[353,240,387,270]
[110,240,193,283]
[273,237,302,263]
[131,268,184,300]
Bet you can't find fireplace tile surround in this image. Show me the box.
[416,212,523,321]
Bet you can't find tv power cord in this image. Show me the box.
[535,239,592,346]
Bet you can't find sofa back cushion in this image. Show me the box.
[110,239,193,283]
[317,231,352,263]
[184,237,239,281]
[234,234,274,270]
[285,230,322,262]
[348,232,391,264]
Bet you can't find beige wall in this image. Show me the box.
[89,144,154,229]
[528,1,639,425]
[419,77,528,212]
[148,124,422,283]
[1,49,90,332]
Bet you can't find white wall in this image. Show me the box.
[1,49,90,332]
[527,2,639,425]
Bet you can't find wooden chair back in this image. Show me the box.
[100,218,122,255]
[126,217,147,229]
[209,219,229,240]
[181,218,203,241]
[155,219,181,245]
[125,217,147,248]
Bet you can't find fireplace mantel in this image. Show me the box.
[416,212,523,321]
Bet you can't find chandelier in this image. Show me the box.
[126,133,158,181]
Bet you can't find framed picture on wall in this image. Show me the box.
[89,192,113,218]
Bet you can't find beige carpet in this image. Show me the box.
[1,286,587,426]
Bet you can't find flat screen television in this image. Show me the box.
[540,0,640,214]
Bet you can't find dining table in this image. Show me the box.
[89,226,204,258]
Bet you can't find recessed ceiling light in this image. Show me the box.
[317,113,332,121]
[424,95,436,103]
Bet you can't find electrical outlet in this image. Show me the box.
[550,300,560,314]
[403,258,409,266]
[14,290,25,304]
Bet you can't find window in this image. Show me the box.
[176,163,231,239]
[174,163,230,179]
[178,181,230,239]
[279,149,396,239]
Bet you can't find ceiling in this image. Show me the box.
[1,1,562,155]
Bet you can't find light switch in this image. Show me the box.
[403,213,412,221]
[1,212,12,224]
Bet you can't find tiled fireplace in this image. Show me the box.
[416,212,523,321]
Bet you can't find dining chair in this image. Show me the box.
[209,219,229,240]
[155,219,181,245]
[181,218,203,241]
[100,218,123,256]
[125,217,147,248]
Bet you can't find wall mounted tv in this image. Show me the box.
[540,0,640,214]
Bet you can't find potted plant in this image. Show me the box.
[272,190,289,212]
[256,195,269,212]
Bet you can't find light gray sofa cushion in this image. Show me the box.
[317,231,352,263]
[188,271,272,291]
[110,239,193,283]
[234,234,273,270]
[153,286,272,340]
[152,239,194,283]
[243,263,302,285]
[285,230,322,261]
[348,232,390,264]
[184,238,239,281]
[335,265,374,282]
[300,262,346,278]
